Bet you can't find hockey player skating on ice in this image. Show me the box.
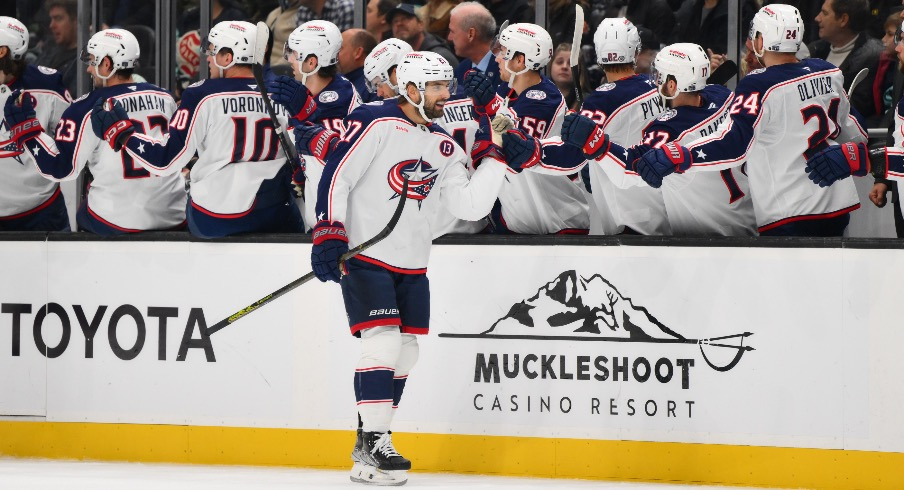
[561,43,757,236]
[462,22,590,234]
[268,20,361,230]
[633,4,867,237]
[311,51,510,485]
[88,21,305,238]
[4,28,187,235]
[0,16,72,231]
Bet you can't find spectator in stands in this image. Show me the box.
[874,12,902,125]
[267,0,303,69]
[421,0,461,40]
[296,0,354,32]
[635,26,660,75]
[338,28,378,103]
[389,2,459,68]
[625,0,676,45]
[35,0,78,96]
[365,0,395,42]
[809,0,883,119]
[180,0,248,34]
[478,0,533,32]
[448,2,498,91]
[550,43,573,105]
[672,0,757,56]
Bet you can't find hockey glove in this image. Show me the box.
[3,91,43,149]
[294,122,339,160]
[268,75,318,122]
[804,142,870,187]
[91,98,135,151]
[501,129,542,172]
[561,112,610,161]
[470,118,504,166]
[633,142,692,188]
[291,164,305,198]
[463,69,504,118]
[311,220,349,283]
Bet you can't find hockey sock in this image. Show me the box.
[356,327,402,433]
[391,334,420,414]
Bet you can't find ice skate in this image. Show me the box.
[349,431,410,486]
[351,428,364,463]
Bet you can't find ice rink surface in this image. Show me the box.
[0,458,767,489]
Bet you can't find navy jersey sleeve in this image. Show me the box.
[122,85,201,175]
[682,78,762,171]
[24,96,96,180]
[315,105,381,223]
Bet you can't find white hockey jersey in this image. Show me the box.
[683,58,866,232]
[638,84,756,235]
[121,77,293,216]
[580,74,669,235]
[0,65,70,217]
[492,77,590,234]
[316,99,507,271]
[25,82,186,231]
[430,96,487,237]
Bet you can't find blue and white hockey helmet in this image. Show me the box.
[594,18,642,65]
[750,4,804,54]
[285,20,342,69]
[0,17,28,60]
[653,43,710,98]
[364,38,413,93]
[206,21,257,65]
[81,29,140,70]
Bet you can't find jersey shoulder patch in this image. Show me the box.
[596,83,616,92]
[187,79,205,89]
[36,66,58,75]
[524,89,546,100]
[319,90,339,103]
[656,109,678,121]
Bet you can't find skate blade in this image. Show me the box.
[350,462,408,486]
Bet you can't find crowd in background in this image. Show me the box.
[4,0,902,126]
[3,0,904,238]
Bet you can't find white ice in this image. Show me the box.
[0,458,766,489]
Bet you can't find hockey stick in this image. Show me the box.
[706,59,738,86]
[253,21,302,172]
[570,4,585,107]
[847,67,868,96]
[207,176,410,335]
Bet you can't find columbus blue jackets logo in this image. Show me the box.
[319,91,339,103]
[525,90,546,100]
[388,159,439,209]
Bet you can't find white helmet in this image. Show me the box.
[594,18,641,65]
[750,4,804,56]
[207,21,257,69]
[496,23,553,73]
[285,20,341,83]
[81,29,140,74]
[653,43,710,99]
[0,17,28,60]
[364,39,412,94]
[396,51,456,121]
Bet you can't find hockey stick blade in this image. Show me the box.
[207,176,411,335]
[252,21,302,172]
[847,67,868,96]
[706,59,738,86]
[570,4,585,106]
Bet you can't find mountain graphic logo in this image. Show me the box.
[439,270,754,372]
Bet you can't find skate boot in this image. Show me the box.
[349,431,410,486]
[351,428,364,463]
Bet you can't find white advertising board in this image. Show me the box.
[1,240,903,454]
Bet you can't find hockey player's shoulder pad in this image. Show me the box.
[700,84,732,107]
[22,64,70,101]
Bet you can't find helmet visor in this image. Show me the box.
[423,79,457,95]
[79,48,97,66]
